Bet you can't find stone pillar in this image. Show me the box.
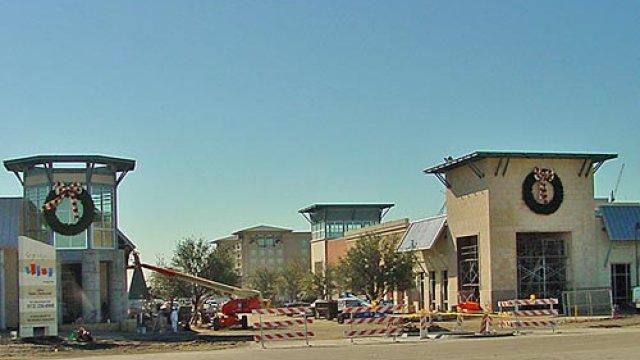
[82,250,101,322]
[56,260,63,325]
[0,250,5,331]
[109,250,126,322]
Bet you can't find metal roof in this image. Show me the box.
[0,197,22,247]
[397,214,447,252]
[117,229,137,249]
[598,205,640,241]
[298,203,394,214]
[424,151,617,174]
[212,235,240,243]
[232,225,292,235]
[4,154,136,173]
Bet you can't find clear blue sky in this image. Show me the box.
[1,1,638,262]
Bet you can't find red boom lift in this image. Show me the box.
[130,252,263,330]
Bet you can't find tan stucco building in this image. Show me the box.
[213,225,311,287]
[399,151,625,311]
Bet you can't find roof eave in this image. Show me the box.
[298,203,395,214]
[4,155,136,173]
[424,151,618,174]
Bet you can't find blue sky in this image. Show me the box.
[1,1,638,261]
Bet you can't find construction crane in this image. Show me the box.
[129,252,263,330]
[610,163,625,202]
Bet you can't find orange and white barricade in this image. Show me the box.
[419,312,432,339]
[343,305,403,343]
[253,307,313,348]
[479,313,493,334]
[498,298,559,333]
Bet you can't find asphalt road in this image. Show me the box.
[67,327,639,360]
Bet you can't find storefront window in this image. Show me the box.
[91,185,114,248]
[54,197,88,249]
[24,185,49,242]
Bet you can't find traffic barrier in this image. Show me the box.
[343,305,403,343]
[498,298,558,333]
[418,312,436,339]
[253,307,313,348]
[479,313,493,334]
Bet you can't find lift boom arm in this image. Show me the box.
[131,252,261,299]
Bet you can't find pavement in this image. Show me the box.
[58,326,640,360]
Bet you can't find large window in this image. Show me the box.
[326,222,344,239]
[429,271,436,310]
[611,264,631,304]
[516,234,567,299]
[441,270,449,311]
[312,222,325,240]
[54,196,88,249]
[457,236,479,301]
[24,185,49,242]
[91,185,114,248]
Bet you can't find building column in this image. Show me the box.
[56,260,63,325]
[82,250,101,322]
[0,250,5,330]
[109,250,126,322]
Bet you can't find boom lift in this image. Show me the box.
[130,252,262,330]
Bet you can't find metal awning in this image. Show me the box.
[599,205,640,241]
[397,214,447,252]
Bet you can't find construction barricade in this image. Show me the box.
[498,298,559,333]
[252,307,314,348]
[343,305,403,343]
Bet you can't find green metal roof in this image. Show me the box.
[423,151,617,174]
[298,203,394,214]
[4,154,136,173]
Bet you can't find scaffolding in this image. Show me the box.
[457,236,479,302]
[516,234,567,299]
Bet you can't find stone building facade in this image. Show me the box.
[399,151,622,310]
[2,155,135,327]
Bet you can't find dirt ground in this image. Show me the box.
[1,314,639,359]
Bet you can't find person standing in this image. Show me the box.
[170,307,179,333]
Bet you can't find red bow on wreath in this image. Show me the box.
[42,182,85,219]
[533,167,555,204]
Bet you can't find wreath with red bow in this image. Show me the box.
[522,167,563,215]
[42,182,95,236]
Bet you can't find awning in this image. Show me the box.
[397,215,447,252]
[599,205,640,241]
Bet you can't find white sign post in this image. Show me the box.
[18,236,58,337]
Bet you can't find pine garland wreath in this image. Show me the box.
[522,168,563,215]
[43,182,95,236]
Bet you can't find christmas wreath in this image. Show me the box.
[522,167,563,215]
[42,182,95,236]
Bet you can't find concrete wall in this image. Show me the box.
[238,230,311,285]
[445,162,491,303]
[310,240,326,273]
[486,157,600,302]
[445,156,604,306]
[1,247,19,328]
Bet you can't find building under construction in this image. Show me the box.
[1,155,136,330]
[398,151,639,311]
